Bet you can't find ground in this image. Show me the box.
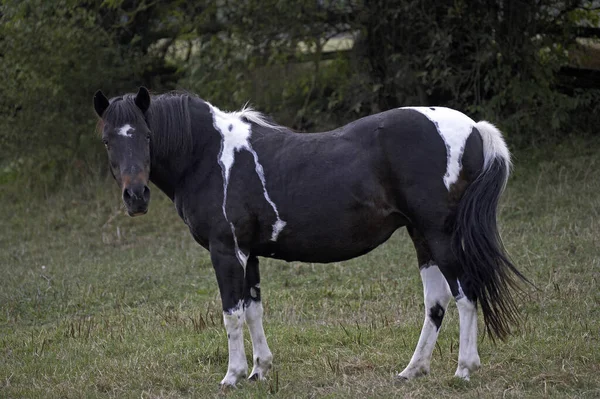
[0,138,599,398]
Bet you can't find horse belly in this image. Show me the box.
[264,200,406,263]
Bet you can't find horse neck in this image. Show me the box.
[147,98,220,200]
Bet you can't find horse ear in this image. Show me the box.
[93,90,110,118]
[135,86,151,113]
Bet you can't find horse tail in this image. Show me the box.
[452,121,528,341]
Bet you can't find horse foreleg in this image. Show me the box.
[398,264,452,379]
[211,243,248,387]
[244,256,273,381]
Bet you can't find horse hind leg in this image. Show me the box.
[398,227,453,380]
[414,229,481,381]
[454,285,481,380]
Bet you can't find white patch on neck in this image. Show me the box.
[118,124,134,137]
[208,103,287,263]
[401,107,475,190]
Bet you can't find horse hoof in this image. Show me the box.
[394,375,410,385]
[219,382,236,391]
[454,368,471,381]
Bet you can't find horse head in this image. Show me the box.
[94,87,152,216]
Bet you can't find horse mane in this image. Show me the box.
[227,103,284,130]
[101,91,282,156]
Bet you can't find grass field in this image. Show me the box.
[1,138,599,398]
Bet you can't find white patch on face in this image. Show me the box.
[117,124,134,137]
[399,264,452,380]
[245,301,273,380]
[401,107,475,190]
[455,296,480,380]
[221,301,248,386]
[208,103,287,262]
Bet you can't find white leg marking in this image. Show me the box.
[221,301,248,386]
[117,124,134,137]
[400,107,475,190]
[209,104,286,257]
[399,265,452,380]
[455,296,481,380]
[245,300,273,380]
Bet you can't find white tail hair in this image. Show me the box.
[475,121,512,175]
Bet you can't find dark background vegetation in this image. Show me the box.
[0,0,599,192]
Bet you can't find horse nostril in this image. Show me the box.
[143,185,150,202]
[123,187,135,202]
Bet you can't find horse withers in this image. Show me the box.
[93,87,527,386]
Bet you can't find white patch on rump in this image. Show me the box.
[117,124,134,137]
[401,107,475,190]
[208,103,287,257]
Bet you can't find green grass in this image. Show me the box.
[1,138,599,398]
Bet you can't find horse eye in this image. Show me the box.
[102,139,109,148]
[146,133,151,141]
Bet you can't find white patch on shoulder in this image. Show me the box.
[401,107,475,190]
[236,248,249,269]
[247,150,287,241]
[117,124,134,137]
[208,103,287,263]
[271,220,286,242]
[456,279,466,300]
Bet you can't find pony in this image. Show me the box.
[93,87,526,386]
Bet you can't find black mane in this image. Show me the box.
[106,92,281,157]
[105,92,197,156]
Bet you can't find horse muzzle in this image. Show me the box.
[122,183,150,217]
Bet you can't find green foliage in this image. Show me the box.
[180,0,600,139]
[0,0,192,190]
[0,0,599,188]
[0,1,125,188]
